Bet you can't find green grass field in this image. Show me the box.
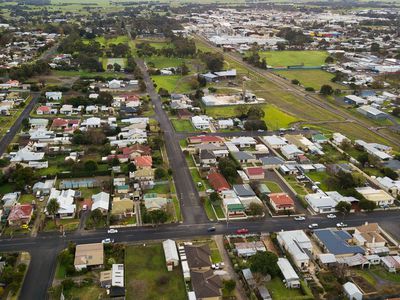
[274,69,344,91]
[125,244,187,300]
[258,50,328,67]
[146,56,185,68]
[205,104,299,130]
[266,278,313,300]
[264,181,283,193]
[152,75,192,93]
[171,119,196,132]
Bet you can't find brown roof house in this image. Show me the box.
[74,243,104,271]
[184,244,212,270]
[353,223,387,248]
[191,269,222,300]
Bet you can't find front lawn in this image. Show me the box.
[125,244,187,300]
[190,168,206,191]
[264,181,283,193]
[204,198,217,221]
[146,183,171,195]
[307,172,330,191]
[43,218,80,232]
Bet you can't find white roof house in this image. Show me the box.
[218,119,234,129]
[277,258,300,288]
[191,115,210,130]
[343,282,363,300]
[81,117,101,128]
[108,79,121,89]
[112,264,124,287]
[263,135,287,149]
[375,177,400,195]
[92,192,110,212]
[332,132,350,146]
[355,140,392,161]
[163,239,179,268]
[281,144,303,159]
[355,187,394,207]
[47,188,76,219]
[10,147,45,162]
[230,137,256,148]
[277,230,312,270]
[45,91,62,100]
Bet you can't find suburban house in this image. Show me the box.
[277,230,313,270]
[134,156,153,169]
[191,115,211,130]
[187,135,224,145]
[199,150,217,166]
[263,135,287,149]
[268,193,295,213]
[163,239,179,270]
[143,193,171,211]
[74,243,104,271]
[45,91,62,100]
[277,258,300,288]
[207,172,230,192]
[313,229,365,258]
[111,197,134,218]
[221,190,246,218]
[281,144,304,160]
[355,187,394,207]
[245,167,264,180]
[47,188,77,219]
[184,244,211,270]
[92,192,110,214]
[343,282,363,300]
[260,156,285,169]
[7,204,33,226]
[190,269,222,300]
[231,151,257,164]
[353,223,387,249]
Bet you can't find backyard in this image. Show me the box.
[171,119,196,132]
[125,244,187,300]
[266,278,313,300]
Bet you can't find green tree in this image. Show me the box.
[234,104,249,118]
[47,198,60,225]
[210,192,221,205]
[89,209,104,227]
[392,107,400,117]
[223,279,236,294]
[155,167,167,180]
[320,84,334,95]
[247,106,265,120]
[147,210,168,225]
[113,63,121,72]
[371,42,380,53]
[291,79,300,85]
[249,251,280,277]
[325,56,334,64]
[382,167,399,180]
[247,202,264,216]
[84,160,98,172]
[359,199,377,211]
[335,201,351,216]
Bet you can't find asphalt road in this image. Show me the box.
[194,35,400,148]
[2,210,400,299]
[136,59,208,225]
[0,93,40,156]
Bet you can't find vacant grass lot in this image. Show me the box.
[266,278,313,300]
[152,75,192,93]
[307,172,330,191]
[171,119,196,132]
[264,181,283,193]
[146,56,185,68]
[258,50,328,67]
[125,244,187,300]
[101,57,127,69]
[205,104,299,130]
[274,69,344,91]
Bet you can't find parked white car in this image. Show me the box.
[102,238,114,244]
[327,214,336,219]
[294,216,306,221]
[336,222,348,228]
[308,223,319,229]
[107,229,118,234]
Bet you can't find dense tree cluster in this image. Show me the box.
[277,28,312,46]
[9,60,50,81]
[199,52,224,72]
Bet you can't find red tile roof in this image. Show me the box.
[52,118,68,127]
[37,106,50,112]
[269,193,294,208]
[246,167,264,176]
[8,204,33,222]
[134,155,153,168]
[188,135,224,144]
[207,172,230,192]
[122,144,151,156]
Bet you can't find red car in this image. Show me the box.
[236,228,249,234]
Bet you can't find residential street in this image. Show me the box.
[135,58,209,225]
[0,92,40,156]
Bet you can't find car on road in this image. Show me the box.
[107,229,118,234]
[294,216,306,221]
[308,223,319,229]
[6,129,10,133]
[236,228,249,234]
[257,129,264,132]
[207,227,216,232]
[336,222,348,228]
[102,238,114,244]
[327,214,336,219]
